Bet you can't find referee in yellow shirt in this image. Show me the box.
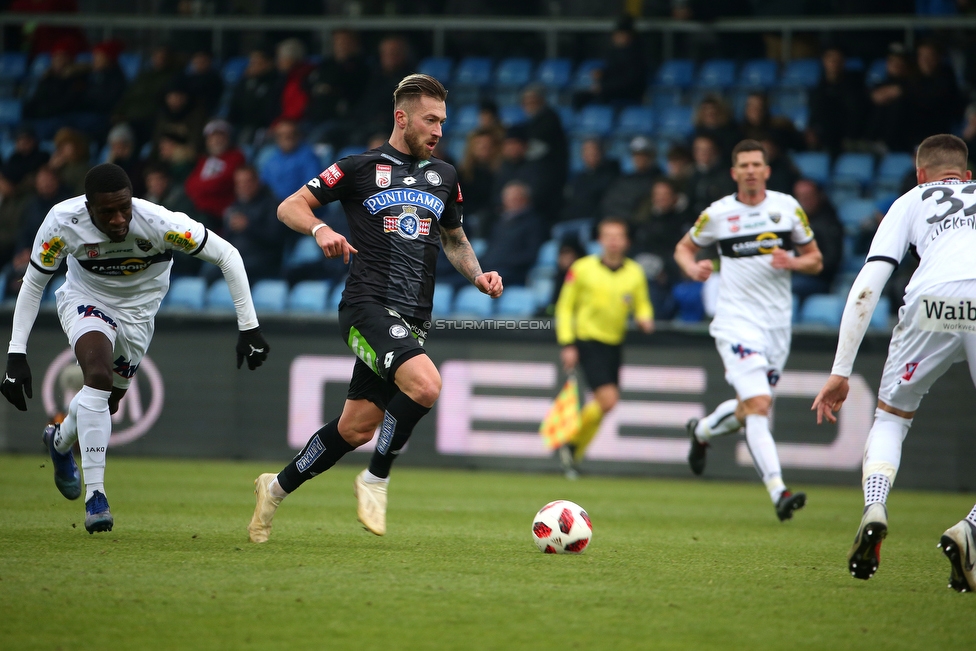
[555,217,654,478]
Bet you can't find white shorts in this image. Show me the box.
[878,280,976,413]
[56,285,155,390]
[713,323,791,401]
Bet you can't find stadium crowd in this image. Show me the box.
[0,15,972,322]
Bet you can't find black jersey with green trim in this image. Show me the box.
[305,142,463,321]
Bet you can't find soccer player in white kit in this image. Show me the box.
[813,135,976,592]
[674,139,824,521]
[0,164,270,534]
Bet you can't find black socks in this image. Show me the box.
[368,392,431,479]
[277,418,354,493]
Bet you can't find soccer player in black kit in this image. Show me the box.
[248,74,503,541]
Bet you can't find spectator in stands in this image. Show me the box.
[203,165,285,284]
[866,43,914,153]
[563,138,619,223]
[105,123,145,197]
[23,39,87,140]
[354,35,413,143]
[4,165,71,294]
[491,124,544,234]
[113,45,180,150]
[47,127,89,194]
[572,15,646,109]
[739,92,804,152]
[521,84,569,225]
[259,119,321,202]
[142,163,197,217]
[72,40,127,143]
[184,119,246,229]
[305,29,370,147]
[480,180,546,286]
[791,179,843,302]
[693,95,740,160]
[458,126,502,239]
[540,233,587,317]
[600,136,660,221]
[631,178,691,318]
[151,77,207,159]
[0,128,48,268]
[759,133,799,194]
[664,144,694,196]
[153,129,197,184]
[909,40,965,145]
[227,47,281,146]
[808,46,868,156]
[476,99,506,143]
[180,50,224,117]
[275,38,315,123]
[687,134,735,215]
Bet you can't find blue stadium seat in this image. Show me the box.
[0,52,27,82]
[833,153,875,190]
[535,58,572,89]
[550,218,593,245]
[866,58,888,86]
[738,59,778,89]
[770,87,808,112]
[222,56,249,86]
[654,59,695,88]
[118,52,142,81]
[29,53,51,79]
[871,297,891,330]
[535,239,559,268]
[327,282,345,312]
[555,106,576,130]
[0,98,22,128]
[432,283,454,316]
[876,152,915,194]
[649,87,684,110]
[444,136,465,164]
[447,104,480,136]
[336,144,366,159]
[530,276,555,309]
[656,106,694,140]
[288,280,330,313]
[251,279,288,314]
[165,277,207,311]
[499,104,526,126]
[454,57,493,88]
[780,58,821,88]
[571,59,603,90]
[791,151,830,185]
[495,57,533,88]
[282,237,323,272]
[838,199,877,235]
[614,106,655,137]
[453,285,494,317]
[417,56,453,84]
[774,105,809,131]
[206,280,236,311]
[800,294,845,327]
[496,286,536,317]
[469,237,488,258]
[792,294,801,324]
[695,59,737,89]
[573,105,614,137]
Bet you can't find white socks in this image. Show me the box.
[863,473,891,506]
[694,399,741,441]
[362,470,389,484]
[268,476,288,500]
[862,408,911,485]
[77,386,112,501]
[966,504,976,527]
[53,392,82,454]
[743,414,785,503]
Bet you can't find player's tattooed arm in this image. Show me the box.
[440,225,483,283]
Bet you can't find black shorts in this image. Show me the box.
[576,340,621,390]
[338,301,429,410]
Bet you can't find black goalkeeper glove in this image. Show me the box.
[1,353,32,411]
[236,327,269,370]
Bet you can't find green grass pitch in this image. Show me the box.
[1,455,974,651]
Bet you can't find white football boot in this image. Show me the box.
[354,470,387,536]
[938,520,976,593]
[248,473,282,543]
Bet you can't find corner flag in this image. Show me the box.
[539,374,581,450]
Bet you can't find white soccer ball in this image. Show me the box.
[531,500,592,554]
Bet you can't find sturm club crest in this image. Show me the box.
[383,205,431,240]
[375,164,392,188]
[425,170,441,186]
[389,324,409,339]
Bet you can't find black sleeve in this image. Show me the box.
[440,166,464,230]
[305,158,356,206]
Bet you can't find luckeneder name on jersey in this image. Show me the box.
[305,142,463,321]
[689,190,814,330]
[867,179,976,305]
[30,196,208,321]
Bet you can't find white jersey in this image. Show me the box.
[30,196,209,322]
[866,178,976,303]
[689,190,814,331]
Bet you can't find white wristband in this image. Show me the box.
[310,223,327,237]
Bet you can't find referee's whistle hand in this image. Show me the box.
[475,271,503,298]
